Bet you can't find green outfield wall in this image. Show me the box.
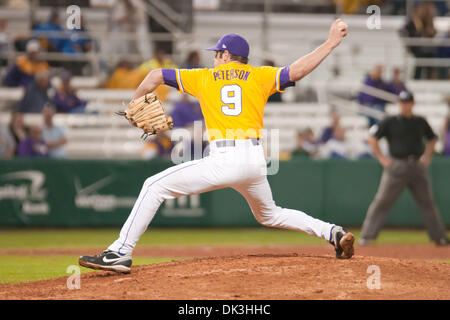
[0,158,449,227]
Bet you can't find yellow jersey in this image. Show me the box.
[16,55,49,75]
[163,62,294,141]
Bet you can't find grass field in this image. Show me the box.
[0,228,448,285]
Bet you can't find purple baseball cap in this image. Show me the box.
[205,33,250,58]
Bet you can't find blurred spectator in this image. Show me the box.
[104,0,150,58]
[139,48,177,102]
[106,60,147,89]
[441,119,450,156]
[333,0,365,14]
[433,1,449,16]
[437,28,450,80]
[400,2,438,79]
[7,0,30,9]
[358,64,388,126]
[33,10,92,75]
[354,140,374,159]
[32,9,65,52]
[391,0,406,15]
[333,0,384,14]
[19,70,52,113]
[42,105,67,158]
[0,125,15,158]
[319,109,341,143]
[291,131,309,157]
[386,67,407,95]
[319,125,351,159]
[60,15,93,75]
[17,125,48,158]
[442,103,450,156]
[183,50,202,69]
[263,59,283,103]
[139,47,177,70]
[141,132,173,160]
[53,71,87,113]
[291,128,318,158]
[8,111,27,154]
[170,94,204,128]
[3,39,49,87]
[0,19,10,67]
[61,16,92,54]
[172,123,209,161]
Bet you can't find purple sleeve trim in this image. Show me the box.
[162,68,179,90]
[279,66,295,90]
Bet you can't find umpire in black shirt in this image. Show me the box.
[360,90,449,246]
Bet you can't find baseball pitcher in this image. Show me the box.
[79,19,354,273]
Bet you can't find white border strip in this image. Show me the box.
[177,69,185,93]
[275,68,282,92]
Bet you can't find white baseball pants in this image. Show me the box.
[109,139,335,255]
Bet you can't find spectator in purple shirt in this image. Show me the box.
[358,65,388,106]
[386,68,407,95]
[319,109,340,144]
[358,64,389,126]
[8,111,27,155]
[170,94,203,128]
[442,105,450,156]
[17,125,48,157]
[53,71,87,113]
[3,40,49,88]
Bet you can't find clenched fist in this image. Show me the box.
[328,19,348,48]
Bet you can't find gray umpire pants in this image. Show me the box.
[361,158,447,241]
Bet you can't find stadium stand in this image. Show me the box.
[0,2,448,159]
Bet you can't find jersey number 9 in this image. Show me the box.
[221,84,242,116]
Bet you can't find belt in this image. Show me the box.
[394,155,420,161]
[214,138,261,148]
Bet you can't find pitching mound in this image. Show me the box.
[1,253,449,299]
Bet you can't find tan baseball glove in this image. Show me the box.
[117,93,173,138]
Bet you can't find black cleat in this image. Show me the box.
[329,226,355,259]
[79,250,132,273]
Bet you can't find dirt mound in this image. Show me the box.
[1,253,449,300]
[3,243,449,260]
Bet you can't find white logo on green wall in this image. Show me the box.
[74,175,205,216]
[0,170,49,215]
[74,175,136,211]
[162,195,205,217]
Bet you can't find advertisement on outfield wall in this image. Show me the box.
[0,159,212,227]
[0,159,449,227]
[0,170,50,222]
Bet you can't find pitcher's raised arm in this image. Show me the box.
[289,19,347,82]
[132,69,164,100]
